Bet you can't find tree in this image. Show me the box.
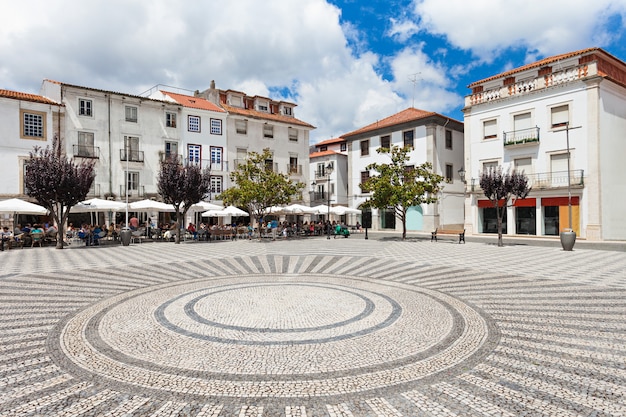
[218,148,304,235]
[363,145,444,240]
[24,138,96,249]
[157,155,210,244]
[479,166,531,247]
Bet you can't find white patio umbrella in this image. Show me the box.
[310,204,330,214]
[330,206,362,215]
[0,198,48,215]
[201,205,249,217]
[129,199,176,212]
[72,198,127,212]
[283,204,318,214]
[261,206,287,215]
[187,201,223,212]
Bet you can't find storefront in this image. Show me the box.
[541,196,580,236]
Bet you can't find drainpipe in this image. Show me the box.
[107,95,113,197]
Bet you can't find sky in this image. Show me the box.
[1,0,626,144]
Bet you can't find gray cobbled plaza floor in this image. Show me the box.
[1,235,625,417]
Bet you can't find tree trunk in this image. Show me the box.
[497,203,505,247]
[401,211,407,240]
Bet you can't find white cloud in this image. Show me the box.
[387,18,420,43]
[412,0,626,61]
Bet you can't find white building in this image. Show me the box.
[463,47,626,241]
[342,108,465,232]
[40,79,180,202]
[0,89,61,198]
[196,81,315,205]
[309,137,348,211]
[149,89,227,203]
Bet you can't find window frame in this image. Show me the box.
[403,130,414,149]
[445,164,454,182]
[445,130,453,150]
[187,144,201,166]
[288,127,298,142]
[210,175,223,194]
[77,131,95,157]
[125,171,139,192]
[550,104,570,129]
[20,109,46,140]
[125,105,138,123]
[166,112,177,128]
[78,98,93,117]
[210,146,223,170]
[210,118,222,135]
[483,119,498,140]
[380,135,391,149]
[360,170,370,190]
[188,115,201,132]
[235,119,247,135]
[340,142,347,152]
[263,124,274,139]
[164,141,178,160]
[360,139,369,156]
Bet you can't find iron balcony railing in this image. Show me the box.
[471,169,584,192]
[287,164,303,175]
[73,145,100,158]
[120,149,144,162]
[503,126,540,147]
[119,185,145,198]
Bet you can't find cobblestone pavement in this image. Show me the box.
[0,238,625,416]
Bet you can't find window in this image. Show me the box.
[483,119,497,139]
[403,130,414,148]
[123,136,141,162]
[77,132,95,157]
[210,146,222,170]
[210,118,222,135]
[445,130,453,150]
[482,161,498,174]
[188,144,201,166]
[340,142,347,152]
[265,156,274,171]
[164,141,178,160]
[20,110,45,139]
[230,96,242,107]
[514,157,532,175]
[125,171,139,193]
[210,176,223,194]
[258,102,269,112]
[514,112,532,131]
[166,112,177,128]
[263,124,274,138]
[551,105,569,128]
[360,139,369,156]
[283,106,293,116]
[125,106,137,122]
[79,98,92,116]
[380,135,390,149]
[288,127,298,142]
[188,115,201,132]
[289,156,299,174]
[445,164,453,182]
[320,145,328,151]
[235,119,247,134]
[360,171,370,189]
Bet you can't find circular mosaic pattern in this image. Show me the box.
[53,272,494,400]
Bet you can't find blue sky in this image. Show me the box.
[1,0,626,143]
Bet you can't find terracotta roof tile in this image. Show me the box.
[468,47,601,87]
[0,89,60,105]
[315,137,345,146]
[342,107,448,138]
[310,150,341,158]
[161,91,225,113]
[221,103,315,128]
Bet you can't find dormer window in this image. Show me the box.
[258,102,269,112]
[283,106,293,116]
[229,95,242,107]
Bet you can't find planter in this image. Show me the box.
[560,230,576,251]
[120,229,132,247]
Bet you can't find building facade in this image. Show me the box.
[0,89,61,198]
[309,137,348,210]
[342,108,465,232]
[463,47,626,241]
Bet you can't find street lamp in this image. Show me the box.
[458,167,466,184]
[326,162,333,239]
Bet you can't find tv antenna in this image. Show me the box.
[408,72,421,108]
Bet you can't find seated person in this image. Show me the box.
[187,222,197,239]
[77,224,92,245]
[1,226,13,250]
[45,224,58,242]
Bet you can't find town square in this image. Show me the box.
[0,236,624,416]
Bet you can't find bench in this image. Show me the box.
[431,228,465,244]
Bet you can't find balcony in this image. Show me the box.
[86,183,100,197]
[310,191,327,202]
[73,145,100,159]
[119,185,145,198]
[467,62,595,107]
[287,164,303,175]
[315,171,331,179]
[159,152,183,162]
[471,169,584,192]
[120,149,144,162]
[503,127,540,147]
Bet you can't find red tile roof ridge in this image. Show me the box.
[161,90,225,113]
[310,150,342,158]
[315,137,345,146]
[468,47,604,87]
[221,103,315,128]
[0,89,61,105]
[342,107,452,137]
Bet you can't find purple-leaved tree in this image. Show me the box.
[157,155,210,244]
[24,138,96,249]
[479,166,531,247]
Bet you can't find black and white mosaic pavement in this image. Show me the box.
[0,238,625,416]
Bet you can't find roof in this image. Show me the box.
[468,47,605,87]
[43,78,171,104]
[315,137,345,147]
[161,91,225,113]
[342,107,460,138]
[0,89,60,105]
[221,103,315,129]
[309,150,342,158]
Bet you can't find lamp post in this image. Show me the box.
[458,166,466,230]
[326,162,333,239]
[120,141,132,246]
[558,123,581,251]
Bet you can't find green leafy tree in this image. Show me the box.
[218,149,304,235]
[363,145,444,240]
[24,138,96,249]
[479,166,531,247]
[157,155,210,244]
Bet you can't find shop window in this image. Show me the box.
[515,206,536,235]
[481,207,507,234]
